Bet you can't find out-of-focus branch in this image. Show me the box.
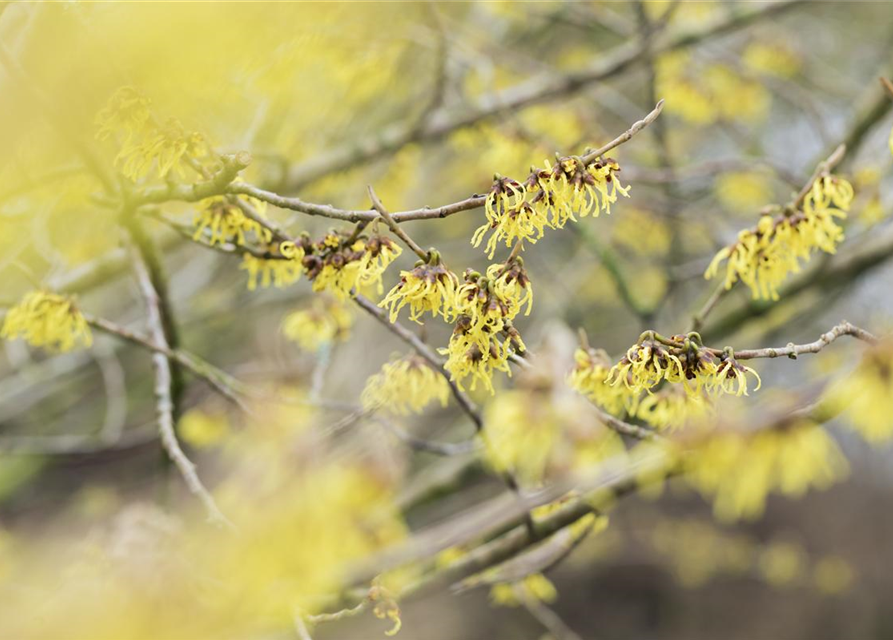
[352,293,482,430]
[352,293,537,536]
[278,0,803,191]
[126,226,234,530]
[83,313,252,413]
[517,589,584,640]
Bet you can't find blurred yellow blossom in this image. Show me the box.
[743,42,802,78]
[813,556,855,595]
[490,572,558,608]
[829,339,893,442]
[282,297,354,351]
[361,355,450,415]
[1,291,92,352]
[757,540,807,587]
[683,420,848,521]
[715,172,773,214]
[179,409,231,448]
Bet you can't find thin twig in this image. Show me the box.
[126,235,235,530]
[732,321,878,360]
[517,588,584,640]
[83,313,253,413]
[352,293,482,430]
[367,186,429,261]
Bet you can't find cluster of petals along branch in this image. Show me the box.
[1,291,92,352]
[570,345,711,431]
[705,175,854,300]
[193,195,272,247]
[473,155,629,258]
[606,332,762,399]
[241,230,401,298]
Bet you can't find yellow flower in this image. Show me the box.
[608,339,684,395]
[282,297,353,351]
[683,419,848,521]
[441,329,515,395]
[715,172,773,214]
[636,386,710,431]
[706,175,853,300]
[192,196,273,246]
[830,339,893,442]
[379,253,458,323]
[486,259,533,318]
[96,87,211,181]
[453,263,531,352]
[607,333,761,399]
[95,86,152,144]
[304,233,402,300]
[361,355,450,415]
[742,42,801,79]
[120,117,208,181]
[1,291,92,352]
[472,157,629,258]
[711,352,762,397]
[569,346,633,416]
[490,573,557,608]
[240,242,304,291]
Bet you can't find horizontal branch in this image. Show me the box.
[732,321,878,360]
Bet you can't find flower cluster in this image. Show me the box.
[442,261,531,393]
[1,291,92,352]
[379,251,458,323]
[683,419,848,521]
[606,332,761,398]
[473,155,629,257]
[241,231,402,298]
[829,339,893,442]
[96,87,208,180]
[705,174,854,300]
[281,297,354,351]
[193,195,272,247]
[300,231,402,300]
[361,354,450,415]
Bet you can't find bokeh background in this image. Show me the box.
[2,2,893,639]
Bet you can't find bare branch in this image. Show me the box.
[732,321,878,360]
[126,232,235,530]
